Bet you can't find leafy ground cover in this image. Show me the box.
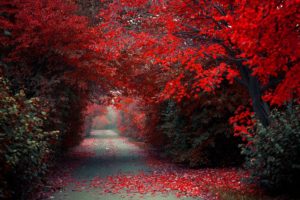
[36,130,274,200]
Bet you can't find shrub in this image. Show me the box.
[241,104,300,192]
[158,92,244,168]
[0,76,59,199]
[115,87,246,168]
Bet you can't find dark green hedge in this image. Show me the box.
[0,76,59,199]
[242,104,300,192]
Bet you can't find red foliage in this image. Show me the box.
[88,154,255,200]
[97,0,299,140]
[1,0,298,170]
[0,0,121,97]
[155,0,299,104]
[229,106,256,141]
[1,1,298,198]
[90,170,252,199]
[115,97,147,138]
[41,133,256,200]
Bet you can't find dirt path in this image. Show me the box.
[50,130,199,200]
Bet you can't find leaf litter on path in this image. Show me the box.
[37,130,258,200]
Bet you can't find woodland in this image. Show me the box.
[0,0,299,200]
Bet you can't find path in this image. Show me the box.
[50,130,199,200]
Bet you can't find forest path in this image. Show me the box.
[50,130,199,200]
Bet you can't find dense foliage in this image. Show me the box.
[0,0,97,147]
[158,98,244,167]
[241,104,300,192]
[99,0,299,129]
[0,0,299,198]
[108,0,299,192]
[105,1,299,191]
[0,1,107,199]
[116,86,246,168]
[0,76,58,199]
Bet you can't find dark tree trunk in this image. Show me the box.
[248,75,270,127]
[238,63,270,127]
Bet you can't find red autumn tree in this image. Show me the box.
[93,0,175,105]
[0,0,119,98]
[160,0,299,127]
[0,0,124,150]
[102,0,299,128]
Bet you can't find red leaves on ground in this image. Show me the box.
[36,131,259,200]
[89,164,254,200]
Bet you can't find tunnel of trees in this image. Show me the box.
[0,0,299,199]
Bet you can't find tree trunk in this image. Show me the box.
[238,63,270,127]
[248,75,270,127]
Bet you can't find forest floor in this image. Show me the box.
[38,130,268,200]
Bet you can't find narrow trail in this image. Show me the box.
[49,130,199,200]
[46,130,251,200]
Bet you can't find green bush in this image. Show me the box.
[0,76,59,199]
[241,104,300,192]
[158,92,244,168]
